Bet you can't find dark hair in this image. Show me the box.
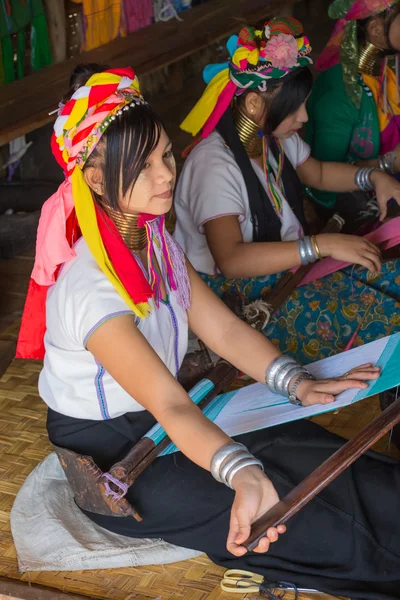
[216,108,307,243]
[63,63,164,212]
[223,68,312,242]
[237,67,313,135]
[358,3,400,50]
[384,3,400,49]
[62,63,110,103]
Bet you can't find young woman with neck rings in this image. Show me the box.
[17,62,388,583]
[17,62,400,600]
[174,18,400,365]
[308,0,400,229]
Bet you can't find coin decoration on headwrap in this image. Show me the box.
[316,0,399,107]
[16,67,190,360]
[180,17,312,139]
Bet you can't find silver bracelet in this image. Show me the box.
[355,167,375,192]
[210,442,246,482]
[288,371,316,406]
[210,443,263,488]
[297,237,318,266]
[377,156,386,172]
[304,236,318,264]
[220,450,252,483]
[266,357,308,397]
[278,365,305,396]
[275,364,303,396]
[265,356,296,393]
[225,457,264,489]
[378,152,395,174]
[297,238,308,266]
[384,152,395,174]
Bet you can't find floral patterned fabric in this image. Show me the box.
[200,260,400,364]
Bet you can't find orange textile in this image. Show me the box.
[72,0,126,51]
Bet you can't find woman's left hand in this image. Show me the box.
[295,363,380,407]
[371,170,400,220]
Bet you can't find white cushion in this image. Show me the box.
[11,453,202,572]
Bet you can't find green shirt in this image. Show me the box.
[306,64,380,208]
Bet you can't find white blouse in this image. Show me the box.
[39,237,188,421]
[174,131,310,275]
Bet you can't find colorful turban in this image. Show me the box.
[316,0,399,107]
[17,67,187,360]
[181,17,312,138]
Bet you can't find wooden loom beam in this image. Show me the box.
[245,397,400,551]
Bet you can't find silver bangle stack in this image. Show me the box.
[210,442,264,488]
[355,167,376,192]
[265,356,315,406]
[377,152,395,175]
[297,236,318,266]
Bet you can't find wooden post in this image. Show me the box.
[43,0,67,64]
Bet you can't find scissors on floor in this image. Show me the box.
[221,570,341,598]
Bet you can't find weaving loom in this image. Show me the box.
[159,333,400,455]
[52,210,400,526]
[1,356,394,599]
[54,331,400,529]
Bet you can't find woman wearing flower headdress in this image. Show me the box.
[174,17,400,364]
[15,63,400,599]
[307,0,400,230]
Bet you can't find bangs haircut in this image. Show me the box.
[85,103,164,212]
[64,63,165,212]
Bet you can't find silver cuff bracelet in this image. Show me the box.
[210,442,246,483]
[355,167,375,192]
[265,356,296,392]
[210,442,263,488]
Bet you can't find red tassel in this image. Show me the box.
[95,206,153,305]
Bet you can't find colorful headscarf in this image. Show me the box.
[316,0,399,107]
[17,67,189,360]
[181,17,312,138]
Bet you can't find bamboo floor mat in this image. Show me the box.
[0,358,398,600]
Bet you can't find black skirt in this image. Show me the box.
[47,408,400,600]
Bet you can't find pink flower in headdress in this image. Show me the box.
[265,34,299,70]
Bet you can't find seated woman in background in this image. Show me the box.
[307,0,400,230]
[174,17,400,364]
[16,62,400,600]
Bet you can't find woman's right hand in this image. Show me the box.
[227,466,286,557]
[296,363,380,407]
[317,233,381,273]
